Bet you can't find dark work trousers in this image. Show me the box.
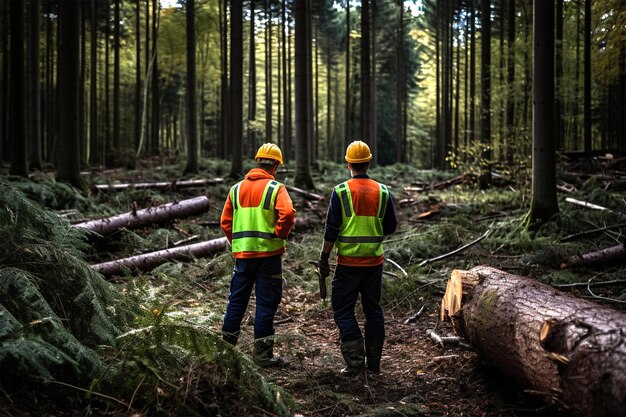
[331,263,385,343]
[222,255,283,340]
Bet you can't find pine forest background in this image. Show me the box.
[1,0,624,181]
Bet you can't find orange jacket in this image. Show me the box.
[220,168,296,259]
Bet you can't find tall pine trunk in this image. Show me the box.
[56,0,83,189]
[89,0,98,165]
[294,0,314,188]
[229,0,243,177]
[184,0,198,174]
[478,0,491,189]
[395,0,404,164]
[28,0,42,170]
[360,0,371,151]
[528,0,558,225]
[135,0,141,152]
[506,0,515,163]
[583,0,591,153]
[9,0,28,177]
[248,0,257,157]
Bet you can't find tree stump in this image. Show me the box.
[441,265,626,417]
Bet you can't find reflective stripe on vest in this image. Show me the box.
[230,180,285,253]
[335,181,389,257]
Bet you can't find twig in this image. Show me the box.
[419,230,490,267]
[432,354,460,361]
[385,258,408,277]
[554,279,626,289]
[561,222,626,242]
[586,278,626,304]
[47,380,130,408]
[427,329,461,347]
[403,305,426,324]
[172,235,200,247]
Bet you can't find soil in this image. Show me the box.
[237,285,562,417]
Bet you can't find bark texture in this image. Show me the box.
[561,243,625,269]
[441,265,626,417]
[93,237,228,276]
[73,196,210,236]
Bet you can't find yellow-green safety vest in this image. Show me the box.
[230,180,285,253]
[335,181,389,257]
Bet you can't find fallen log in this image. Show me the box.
[92,237,228,276]
[441,266,626,417]
[284,185,323,201]
[560,243,625,269]
[73,196,210,236]
[94,178,224,192]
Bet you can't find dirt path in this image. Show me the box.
[250,287,560,417]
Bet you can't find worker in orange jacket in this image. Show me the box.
[220,143,296,367]
[319,140,397,376]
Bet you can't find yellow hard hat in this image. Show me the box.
[345,140,372,163]
[255,143,283,165]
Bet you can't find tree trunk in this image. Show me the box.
[184,0,198,174]
[555,0,563,150]
[74,196,210,236]
[469,0,476,148]
[478,0,491,188]
[229,0,243,177]
[441,266,626,417]
[93,177,224,192]
[89,0,99,165]
[396,0,404,164]
[583,0,591,153]
[9,0,28,177]
[1,1,8,163]
[28,0,42,171]
[528,0,558,225]
[93,237,228,276]
[506,0,515,163]
[344,0,350,155]
[113,0,120,156]
[360,0,371,149]
[248,0,257,157]
[151,0,160,156]
[294,0,314,189]
[265,0,272,143]
[56,0,83,189]
[135,0,141,152]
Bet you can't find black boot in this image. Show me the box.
[222,331,239,346]
[340,339,365,376]
[253,337,284,368]
[365,338,384,374]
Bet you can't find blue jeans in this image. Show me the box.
[222,255,283,340]
[331,264,385,343]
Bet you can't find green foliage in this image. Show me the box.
[103,316,295,415]
[9,173,89,211]
[0,180,126,386]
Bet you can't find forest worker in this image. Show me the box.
[220,143,296,367]
[318,140,397,376]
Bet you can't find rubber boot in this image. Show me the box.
[253,338,284,368]
[222,331,239,346]
[340,338,365,376]
[365,338,384,374]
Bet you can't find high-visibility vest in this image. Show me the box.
[230,179,285,253]
[335,181,389,257]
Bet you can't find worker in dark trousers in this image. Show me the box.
[318,140,398,376]
[220,143,296,367]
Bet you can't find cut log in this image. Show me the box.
[441,266,626,417]
[94,178,224,191]
[73,196,210,236]
[92,236,228,276]
[284,185,323,201]
[560,243,625,269]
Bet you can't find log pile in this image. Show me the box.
[441,266,626,417]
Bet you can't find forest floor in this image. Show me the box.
[3,156,625,417]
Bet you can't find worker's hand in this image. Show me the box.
[318,251,330,279]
